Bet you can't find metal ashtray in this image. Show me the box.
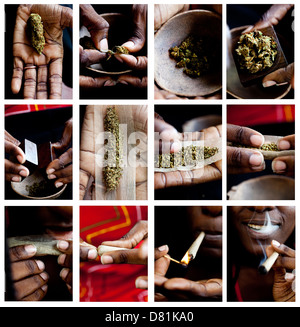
[11,169,66,199]
[228,175,295,200]
[80,13,133,75]
[155,10,222,97]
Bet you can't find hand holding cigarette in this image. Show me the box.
[259,240,295,302]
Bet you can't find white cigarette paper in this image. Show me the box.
[184,231,206,261]
[98,245,128,256]
[259,251,279,274]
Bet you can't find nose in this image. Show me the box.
[202,206,222,216]
[247,206,276,212]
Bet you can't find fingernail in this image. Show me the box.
[278,140,291,150]
[101,255,114,264]
[99,38,108,51]
[158,245,168,252]
[40,272,49,281]
[19,169,29,177]
[47,168,55,175]
[272,240,280,247]
[55,182,64,188]
[122,41,134,50]
[103,80,116,87]
[272,160,286,173]
[249,152,264,167]
[88,248,98,260]
[48,174,56,180]
[12,176,22,182]
[285,272,295,282]
[24,244,37,255]
[41,285,48,292]
[171,142,181,153]
[17,155,25,164]
[60,268,69,279]
[57,240,69,251]
[263,81,277,88]
[57,254,66,265]
[250,134,264,147]
[135,277,148,289]
[35,260,45,271]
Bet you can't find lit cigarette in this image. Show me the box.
[258,251,279,275]
[181,231,205,264]
[98,245,128,256]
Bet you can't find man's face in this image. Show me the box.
[229,206,295,256]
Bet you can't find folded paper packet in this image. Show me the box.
[227,135,295,160]
[7,235,64,256]
[154,137,222,172]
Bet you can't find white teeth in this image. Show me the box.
[247,223,279,234]
[248,224,264,230]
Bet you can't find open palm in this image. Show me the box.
[11,4,72,99]
[80,105,148,200]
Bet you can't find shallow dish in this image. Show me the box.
[155,10,222,97]
[11,169,66,199]
[228,175,294,200]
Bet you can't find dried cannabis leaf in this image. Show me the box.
[235,30,278,74]
[103,107,123,192]
[28,13,45,55]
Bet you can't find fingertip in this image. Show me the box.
[278,139,291,150]
[24,244,37,256]
[249,134,264,147]
[17,154,26,164]
[263,80,277,88]
[11,81,21,95]
[55,182,64,188]
[101,255,113,264]
[99,38,108,52]
[122,41,135,51]
[135,277,148,289]
[87,248,98,260]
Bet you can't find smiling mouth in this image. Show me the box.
[245,222,280,235]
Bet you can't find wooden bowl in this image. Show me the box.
[228,175,294,200]
[231,26,288,87]
[227,25,291,99]
[11,169,66,200]
[155,10,222,97]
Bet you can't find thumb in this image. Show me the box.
[262,63,294,88]
[122,5,147,52]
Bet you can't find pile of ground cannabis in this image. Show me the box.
[27,13,45,54]
[155,145,219,168]
[25,180,58,197]
[235,30,278,74]
[169,35,213,78]
[103,107,123,191]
